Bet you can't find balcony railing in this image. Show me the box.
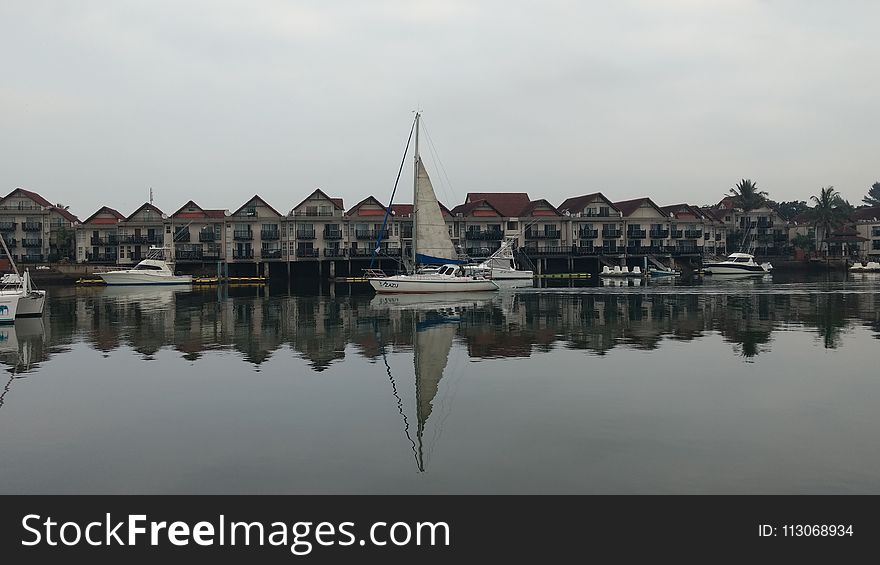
[293,210,334,217]
[355,230,389,240]
[22,239,43,248]
[626,229,647,239]
[90,236,118,246]
[202,250,221,260]
[173,231,191,243]
[523,246,570,255]
[649,229,669,238]
[261,249,283,259]
[871,228,880,237]
[176,250,203,261]
[348,248,374,257]
[525,230,560,239]
[578,229,599,239]
[584,211,612,217]
[22,222,42,231]
[324,248,347,257]
[199,230,216,242]
[261,230,280,240]
[684,230,702,239]
[296,248,319,258]
[573,246,598,255]
[20,254,45,263]
[601,230,622,239]
[85,253,117,263]
[233,249,254,259]
[323,229,343,240]
[233,230,253,241]
[0,222,16,230]
[296,230,316,240]
[4,239,16,248]
[465,229,503,240]
[383,248,402,257]
[670,230,683,239]
[118,234,162,245]
[465,248,495,257]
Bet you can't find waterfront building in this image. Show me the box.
[117,203,166,265]
[613,198,682,255]
[230,195,284,265]
[0,188,79,263]
[289,189,347,262]
[660,204,708,255]
[853,207,880,259]
[698,207,729,257]
[169,201,228,263]
[521,199,566,254]
[77,206,125,264]
[345,196,395,259]
[558,192,624,255]
[451,199,507,258]
[712,197,788,255]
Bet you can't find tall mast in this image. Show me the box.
[412,111,421,264]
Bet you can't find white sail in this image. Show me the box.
[413,157,457,263]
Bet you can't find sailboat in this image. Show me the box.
[368,113,498,294]
[0,233,46,320]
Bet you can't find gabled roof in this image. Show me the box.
[698,207,726,223]
[451,199,504,217]
[232,194,282,217]
[49,206,79,223]
[852,206,880,222]
[82,206,125,225]
[171,200,227,219]
[612,197,667,218]
[1,187,53,208]
[521,199,562,217]
[465,192,531,217]
[557,192,621,215]
[661,203,704,220]
[291,189,346,213]
[125,202,165,222]
[345,196,389,216]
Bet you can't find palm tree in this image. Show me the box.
[728,179,768,212]
[864,181,880,207]
[808,186,849,253]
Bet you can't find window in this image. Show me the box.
[507,221,517,230]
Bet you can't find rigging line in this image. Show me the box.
[375,324,420,471]
[420,118,458,208]
[371,116,417,269]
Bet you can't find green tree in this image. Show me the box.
[774,200,809,220]
[791,233,815,253]
[808,186,850,253]
[728,179,768,212]
[863,181,880,207]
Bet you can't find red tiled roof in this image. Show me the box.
[557,192,620,215]
[49,206,80,223]
[391,204,413,217]
[2,188,53,208]
[82,206,125,225]
[852,206,880,221]
[451,199,503,217]
[345,196,388,216]
[698,207,726,223]
[125,203,165,221]
[612,197,666,218]
[661,204,703,220]
[465,192,531,217]
[521,199,562,217]
[232,194,282,217]
[171,200,227,219]
[204,209,227,219]
[330,198,344,210]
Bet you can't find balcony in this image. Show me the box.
[4,239,16,248]
[684,230,702,239]
[466,248,494,258]
[233,230,253,241]
[22,222,42,231]
[296,248,319,258]
[324,248,347,257]
[261,248,283,259]
[202,250,221,260]
[199,230,216,242]
[670,230,683,239]
[355,229,389,240]
[0,222,16,231]
[323,229,343,240]
[383,248,402,257]
[293,210,334,217]
[296,230,316,240]
[233,249,254,259]
[20,254,45,263]
[525,230,560,239]
[401,228,413,239]
[585,210,612,217]
[573,246,597,255]
[118,234,162,245]
[90,236,118,246]
[86,253,117,263]
[523,246,569,255]
[261,230,280,240]
[348,247,374,257]
[578,229,598,239]
[872,228,880,238]
[601,229,622,239]
[649,229,669,238]
[626,229,647,239]
[465,229,503,240]
[176,250,203,261]
[173,231,191,243]
[22,239,43,248]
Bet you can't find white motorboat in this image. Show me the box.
[369,264,499,293]
[0,271,46,317]
[99,258,193,286]
[466,237,533,280]
[370,112,497,295]
[704,253,772,275]
[0,294,18,324]
[851,261,880,272]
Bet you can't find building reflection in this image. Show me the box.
[3,283,880,377]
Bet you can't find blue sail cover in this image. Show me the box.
[416,253,465,266]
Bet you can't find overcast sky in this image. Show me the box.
[2,0,878,218]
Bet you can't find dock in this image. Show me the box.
[75,276,269,286]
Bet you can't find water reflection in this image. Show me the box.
[6,282,879,376]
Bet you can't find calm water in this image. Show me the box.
[1,274,879,494]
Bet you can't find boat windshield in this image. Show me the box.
[733,257,752,263]
[134,264,164,271]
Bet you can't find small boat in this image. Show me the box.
[851,261,880,272]
[466,237,533,280]
[648,268,680,277]
[98,256,193,286]
[704,253,772,275]
[370,112,497,295]
[599,265,642,277]
[0,271,46,317]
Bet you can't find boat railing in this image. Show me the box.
[363,269,387,279]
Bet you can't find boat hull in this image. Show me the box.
[15,291,46,317]
[99,272,193,285]
[0,295,19,324]
[370,276,499,294]
[703,264,768,275]
[490,268,533,280]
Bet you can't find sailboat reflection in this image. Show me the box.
[371,295,487,472]
[0,318,47,409]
